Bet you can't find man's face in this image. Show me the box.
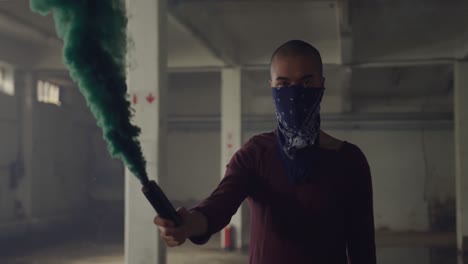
[269,55,324,88]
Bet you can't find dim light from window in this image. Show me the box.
[37,80,61,106]
[0,66,15,96]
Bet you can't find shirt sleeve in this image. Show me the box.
[188,137,257,245]
[345,145,377,264]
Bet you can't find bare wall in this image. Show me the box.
[0,80,121,238]
[165,71,455,232]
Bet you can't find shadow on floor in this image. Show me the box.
[1,227,467,264]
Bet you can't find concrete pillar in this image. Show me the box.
[454,61,468,253]
[340,66,352,112]
[221,67,243,249]
[15,70,35,220]
[125,0,168,263]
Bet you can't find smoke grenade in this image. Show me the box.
[30,0,181,226]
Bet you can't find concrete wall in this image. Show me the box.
[0,92,19,224]
[348,129,454,232]
[0,68,455,237]
[30,103,89,217]
[166,72,221,206]
[166,70,455,232]
[167,131,220,203]
[0,76,122,238]
[168,72,220,116]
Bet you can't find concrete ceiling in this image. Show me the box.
[2,0,466,67]
[172,1,340,65]
[0,0,224,69]
[0,0,56,38]
[352,0,468,63]
[0,0,464,101]
[167,14,224,68]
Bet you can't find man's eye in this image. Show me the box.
[277,82,289,87]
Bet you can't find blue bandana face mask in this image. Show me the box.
[272,84,325,184]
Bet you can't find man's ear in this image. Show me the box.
[269,79,272,87]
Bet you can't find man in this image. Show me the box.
[154,40,377,264]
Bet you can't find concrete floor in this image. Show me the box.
[0,233,247,264]
[0,232,466,264]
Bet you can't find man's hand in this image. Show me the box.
[154,207,191,247]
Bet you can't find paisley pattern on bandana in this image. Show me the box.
[272,85,325,184]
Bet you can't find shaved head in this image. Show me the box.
[270,40,323,76]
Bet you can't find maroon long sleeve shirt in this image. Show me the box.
[189,132,376,264]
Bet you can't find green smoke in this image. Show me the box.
[30,0,148,183]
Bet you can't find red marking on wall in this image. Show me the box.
[146,93,155,104]
[132,94,138,105]
[227,143,233,149]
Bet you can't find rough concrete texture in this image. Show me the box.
[1,232,467,264]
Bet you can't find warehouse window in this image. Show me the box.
[37,80,61,106]
[0,66,15,96]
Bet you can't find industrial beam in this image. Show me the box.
[454,61,468,253]
[351,58,454,68]
[0,9,61,67]
[460,27,468,59]
[0,9,58,46]
[0,34,41,67]
[334,0,353,112]
[29,44,66,70]
[240,63,342,71]
[169,4,238,65]
[167,112,454,132]
[336,0,352,65]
